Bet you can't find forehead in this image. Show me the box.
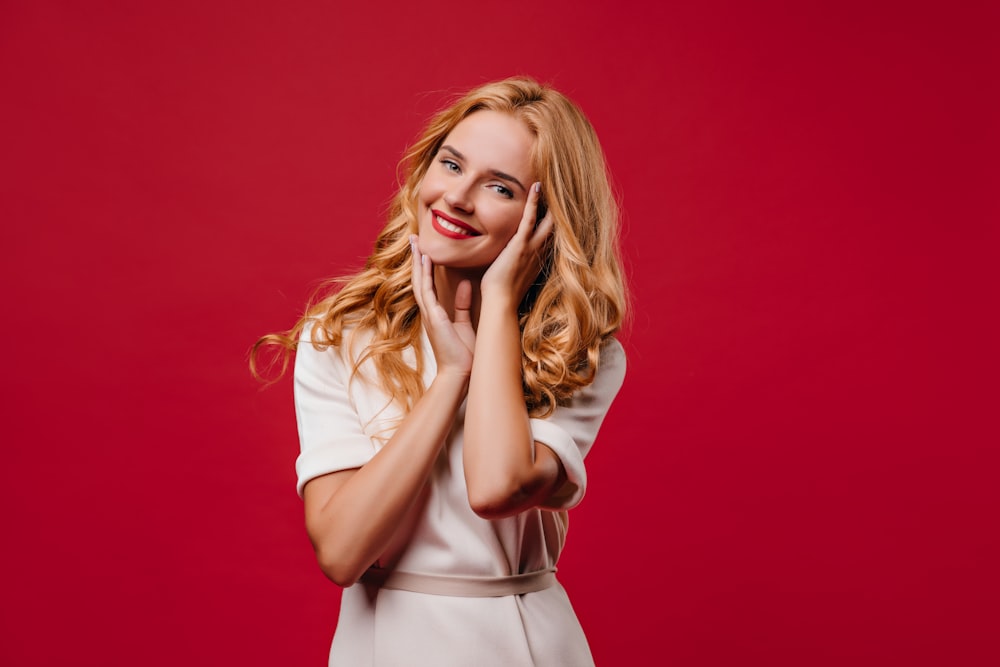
[443,110,535,175]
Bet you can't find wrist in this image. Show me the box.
[432,368,471,392]
[479,289,520,317]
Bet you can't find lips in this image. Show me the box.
[431,209,481,239]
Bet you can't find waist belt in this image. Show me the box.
[359,567,557,597]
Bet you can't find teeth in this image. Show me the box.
[436,215,475,236]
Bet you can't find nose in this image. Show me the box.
[443,180,474,213]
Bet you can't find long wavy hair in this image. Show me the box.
[252,77,626,418]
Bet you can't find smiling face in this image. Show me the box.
[416,110,536,272]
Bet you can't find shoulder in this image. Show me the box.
[600,337,626,368]
[592,337,627,394]
[294,319,364,385]
[547,337,627,414]
[296,319,373,362]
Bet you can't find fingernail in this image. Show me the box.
[533,182,541,193]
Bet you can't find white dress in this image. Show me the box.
[293,323,626,666]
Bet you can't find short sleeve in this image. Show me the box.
[530,339,627,510]
[293,323,376,497]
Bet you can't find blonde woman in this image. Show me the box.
[255,77,627,666]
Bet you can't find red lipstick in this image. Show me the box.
[431,209,481,239]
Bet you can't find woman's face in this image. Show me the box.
[416,110,536,272]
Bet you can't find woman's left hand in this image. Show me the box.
[480,182,554,306]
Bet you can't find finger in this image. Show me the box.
[523,211,554,283]
[453,279,472,325]
[532,209,554,245]
[516,181,544,237]
[534,222,554,276]
[421,253,441,314]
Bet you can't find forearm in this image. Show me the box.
[304,371,468,585]
[464,298,561,518]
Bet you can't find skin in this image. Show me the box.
[303,111,563,586]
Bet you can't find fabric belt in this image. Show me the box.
[359,567,557,597]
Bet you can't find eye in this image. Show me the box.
[440,159,460,173]
[490,184,514,199]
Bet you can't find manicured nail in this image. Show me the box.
[533,182,541,193]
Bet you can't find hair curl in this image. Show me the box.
[252,77,626,417]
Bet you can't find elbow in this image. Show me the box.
[469,498,516,520]
[306,516,371,587]
[467,480,535,520]
[468,458,563,519]
[313,545,367,588]
[466,444,565,519]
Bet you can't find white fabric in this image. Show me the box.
[293,322,626,666]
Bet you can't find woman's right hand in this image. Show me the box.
[410,235,476,379]
[303,243,475,584]
[301,241,478,587]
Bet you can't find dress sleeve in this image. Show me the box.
[529,338,627,510]
[293,323,376,498]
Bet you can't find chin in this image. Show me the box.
[415,232,437,259]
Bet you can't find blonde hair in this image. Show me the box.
[252,77,626,417]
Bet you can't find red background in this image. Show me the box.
[2,1,997,665]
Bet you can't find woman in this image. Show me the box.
[255,77,627,666]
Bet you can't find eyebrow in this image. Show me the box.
[440,145,527,193]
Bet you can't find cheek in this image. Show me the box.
[416,182,430,206]
[417,172,445,203]
[496,209,523,239]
